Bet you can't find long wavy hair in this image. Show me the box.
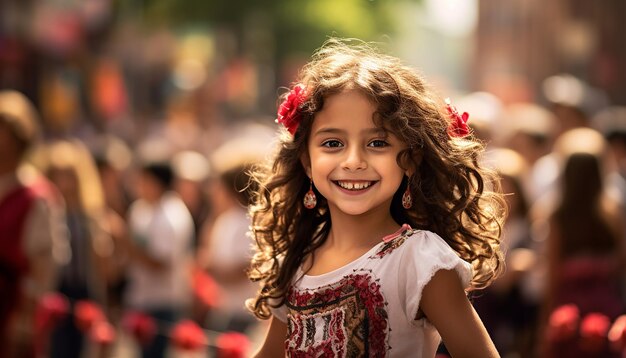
[248,39,506,319]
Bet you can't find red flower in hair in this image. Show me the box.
[276,84,307,135]
[445,98,470,137]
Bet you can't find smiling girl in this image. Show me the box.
[247,39,506,358]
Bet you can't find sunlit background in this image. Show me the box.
[1,0,626,357]
[3,0,623,135]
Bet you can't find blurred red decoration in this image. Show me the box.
[170,320,207,351]
[216,331,250,358]
[122,311,157,346]
[92,59,128,119]
[35,292,69,332]
[89,320,116,346]
[34,292,70,356]
[193,267,221,308]
[31,5,84,57]
[580,313,610,352]
[608,315,626,352]
[74,300,105,332]
[547,304,580,341]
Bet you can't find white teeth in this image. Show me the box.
[337,181,372,190]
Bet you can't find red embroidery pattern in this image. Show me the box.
[286,272,389,357]
[373,229,415,259]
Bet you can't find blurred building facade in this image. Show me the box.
[474,0,626,105]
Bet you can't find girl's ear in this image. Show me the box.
[300,152,312,178]
[401,149,423,177]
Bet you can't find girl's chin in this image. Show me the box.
[328,203,387,218]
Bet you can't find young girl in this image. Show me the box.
[247,39,505,357]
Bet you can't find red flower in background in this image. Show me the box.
[74,300,105,332]
[193,267,221,308]
[216,331,250,358]
[170,320,207,351]
[35,292,69,332]
[89,320,116,346]
[547,304,580,341]
[276,84,307,135]
[34,292,69,356]
[580,313,610,352]
[445,98,470,138]
[122,311,157,346]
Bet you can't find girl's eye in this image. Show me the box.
[368,139,389,148]
[321,140,343,148]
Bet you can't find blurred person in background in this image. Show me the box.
[201,161,257,335]
[122,160,194,358]
[500,103,557,204]
[92,135,134,218]
[199,124,275,336]
[171,151,213,328]
[474,149,539,357]
[41,139,113,358]
[501,103,556,168]
[536,128,625,357]
[92,135,134,323]
[593,106,626,213]
[542,74,607,137]
[0,90,67,357]
[530,74,610,205]
[172,150,212,252]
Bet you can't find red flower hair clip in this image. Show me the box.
[445,98,470,138]
[276,84,307,135]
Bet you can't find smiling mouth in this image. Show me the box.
[334,180,376,190]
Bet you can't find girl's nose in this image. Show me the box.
[342,146,367,171]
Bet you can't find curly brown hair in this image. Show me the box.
[247,39,506,320]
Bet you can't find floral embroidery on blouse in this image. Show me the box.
[285,271,389,357]
[372,228,416,259]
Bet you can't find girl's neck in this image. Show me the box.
[326,209,400,251]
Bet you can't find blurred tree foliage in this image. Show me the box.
[137,0,401,61]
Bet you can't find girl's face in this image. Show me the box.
[304,90,407,218]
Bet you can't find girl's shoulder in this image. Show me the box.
[372,227,458,260]
[377,227,473,285]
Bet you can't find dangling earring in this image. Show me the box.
[303,180,317,209]
[402,184,412,209]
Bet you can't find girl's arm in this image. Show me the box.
[254,316,287,358]
[420,269,500,358]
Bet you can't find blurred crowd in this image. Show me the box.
[3,70,626,358]
[0,87,278,357]
[1,4,626,357]
[456,77,626,358]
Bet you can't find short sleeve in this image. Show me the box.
[397,230,472,324]
[270,299,288,323]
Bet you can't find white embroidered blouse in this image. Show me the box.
[272,226,472,357]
